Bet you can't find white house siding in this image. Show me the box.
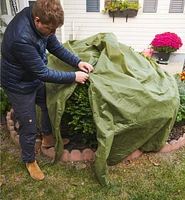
[61,0,185,61]
[55,28,63,41]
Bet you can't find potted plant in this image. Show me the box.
[102,0,141,22]
[150,32,183,64]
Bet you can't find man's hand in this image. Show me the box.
[78,62,94,73]
[75,71,89,84]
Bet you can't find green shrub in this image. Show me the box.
[174,74,185,122]
[0,86,11,116]
[176,95,185,122]
[62,81,97,145]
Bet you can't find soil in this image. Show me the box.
[62,120,185,152]
[167,120,185,143]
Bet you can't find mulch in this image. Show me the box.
[167,120,185,143]
[62,120,185,152]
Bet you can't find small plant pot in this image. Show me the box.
[157,52,171,65]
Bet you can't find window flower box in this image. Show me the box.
[103,0,140,22]
[108,9,138,22]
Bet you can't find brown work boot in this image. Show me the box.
[26,160,45,181]
[42,134,54,148]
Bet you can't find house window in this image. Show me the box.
[169,0,185,13]
[86,0,100,12]
[143,0,158,13]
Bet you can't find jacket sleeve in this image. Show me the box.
[11,39,76,84]
[46,34,81,68]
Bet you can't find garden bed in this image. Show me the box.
[5,109,185,162]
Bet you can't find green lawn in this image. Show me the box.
[1,126,185,200]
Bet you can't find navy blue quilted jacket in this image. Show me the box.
[1,6,81,94]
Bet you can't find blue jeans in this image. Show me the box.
[4,82,52,162]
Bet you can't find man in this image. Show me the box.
[1,0,94,181]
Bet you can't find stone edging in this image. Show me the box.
[6,109,185,162]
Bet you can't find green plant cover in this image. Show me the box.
[45,33,180,186]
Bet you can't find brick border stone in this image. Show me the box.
[6,109,185,162]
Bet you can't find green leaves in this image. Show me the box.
[176,95,185,122]
[63,81,96,145]
[102,0,140,13]
[0,87,11,116]
[174,74,185,123]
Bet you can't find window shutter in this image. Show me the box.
[86,0,100,12]
[169,0,185,13]
[143,0,158,13]
[29,1,36,6]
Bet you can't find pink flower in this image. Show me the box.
[150,32,183,53]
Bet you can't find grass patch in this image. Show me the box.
[1,126,185,200]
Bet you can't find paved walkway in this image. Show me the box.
[158,61,184,75]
